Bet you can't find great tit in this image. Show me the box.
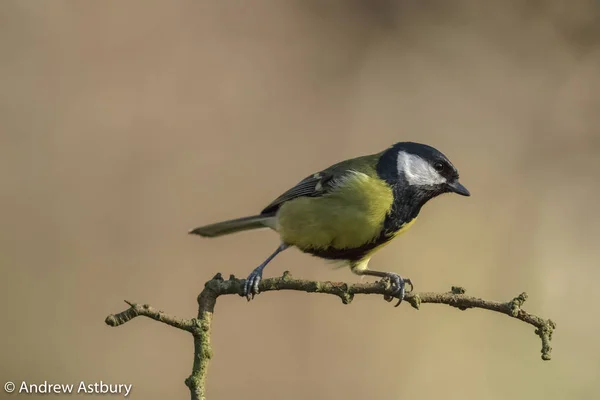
[190,142,470,306]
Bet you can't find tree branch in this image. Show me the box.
[105,271,556,400]
[105,300,195,332]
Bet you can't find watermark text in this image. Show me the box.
[4,381,132,396]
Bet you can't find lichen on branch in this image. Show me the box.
[105,271,556,400]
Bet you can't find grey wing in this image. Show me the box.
[260,171,337,215]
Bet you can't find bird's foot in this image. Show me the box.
[242,267,264,301]
[381,273,413,307]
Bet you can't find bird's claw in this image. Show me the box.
[242,267,263,301]
[382,273,413,307]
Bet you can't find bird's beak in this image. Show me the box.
[447,181,470,196]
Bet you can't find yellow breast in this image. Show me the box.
[276,171,396,250]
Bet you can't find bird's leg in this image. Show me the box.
[352,266,413,307]
[242,243,289,301]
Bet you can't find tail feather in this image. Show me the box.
[188,214,275,238]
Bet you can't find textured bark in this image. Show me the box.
[105,271,556,400]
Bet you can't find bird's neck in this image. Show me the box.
[383,182,433,234]
[375,150,439,234]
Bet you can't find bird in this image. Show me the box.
[189,141,470,306]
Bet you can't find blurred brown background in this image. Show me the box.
[1,1,599,399]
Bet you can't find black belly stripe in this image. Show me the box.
[301,232,395,262]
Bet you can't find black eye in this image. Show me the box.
[433,162,445,172]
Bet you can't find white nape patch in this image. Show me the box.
[396,151,446,186]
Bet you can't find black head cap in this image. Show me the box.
[376,141,470,197]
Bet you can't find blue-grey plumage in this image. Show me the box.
[189,142,469,306]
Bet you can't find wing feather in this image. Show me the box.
[260,154,379,215]
[261,172,336,214]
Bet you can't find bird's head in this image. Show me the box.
[377,141,470,199]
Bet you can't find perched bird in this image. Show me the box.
[189,142,470,306]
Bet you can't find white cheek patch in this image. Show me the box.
[396,151,447,186]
